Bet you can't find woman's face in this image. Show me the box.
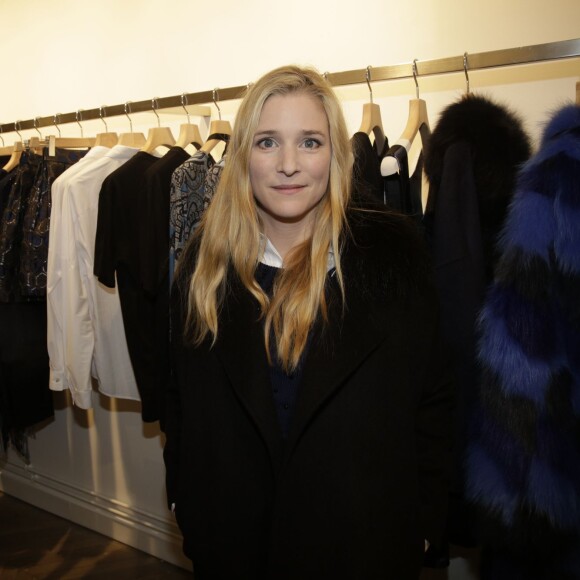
[249,91,331,240]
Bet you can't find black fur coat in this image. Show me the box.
[422,94,531,548]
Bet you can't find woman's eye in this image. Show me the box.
[257,137,275,149]
[303,138,320,149]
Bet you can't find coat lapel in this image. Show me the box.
[284,276,391,455]
[213,263,399,468]
[213,276,285,470]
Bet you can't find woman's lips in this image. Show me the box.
[272,184,305,194]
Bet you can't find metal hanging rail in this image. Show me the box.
[327,37,580,87]
[1,37,579,137]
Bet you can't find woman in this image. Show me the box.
[164,65,453,580]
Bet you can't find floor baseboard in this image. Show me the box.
[0,459,191,571]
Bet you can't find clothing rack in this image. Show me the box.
[1,37,579,137]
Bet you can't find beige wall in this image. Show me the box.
[2,0,579,141]
[0,1,579,576]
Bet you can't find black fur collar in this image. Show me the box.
[424,93,531,228]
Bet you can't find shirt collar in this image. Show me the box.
[259,235,335,271]
[260,236,284,268]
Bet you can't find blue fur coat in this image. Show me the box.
[466,104,580,578]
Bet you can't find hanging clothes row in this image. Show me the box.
[0,110,232,452]
[333,67,576,577]
[0,81,549,444]
[0,145,86,461]
[48,125,231,424]
[1,80,578,580]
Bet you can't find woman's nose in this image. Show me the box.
[277,147,299,175]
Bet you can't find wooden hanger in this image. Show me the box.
[117,102,146,147]
[381,61,430,177]
[26,118,47,153]
[141,126,176,154]
[381,100,430,177]
[358,103,386,154]
[140,98,176,154]
[94,132,118,148]
[201,119,231,153]
[358,68,386,153]
[93,106,119,148]
[27,135,45,154]
[0,126,9,156]
[176,94,202,150]
[118,132,146,147]
[576,81,579,105]
[43,115,97,151]
[48,135,97,149]
[176,123,202,150]
[201,89,232,154]
[2,141,23,172]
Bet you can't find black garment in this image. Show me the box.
[0,149,85,461]
[95,148,190,423]
[422,94,532,550]
[0,301,52,458]
[19,147,86,298]
[141,146,191,298]
[165,209,454,579]
[0,151,42,302]
[0,167,18,223]
[142,146,191,428]
[351,132,387,205]
[383,144,425,221]
[95,151,160,421]
[0,148,85,302]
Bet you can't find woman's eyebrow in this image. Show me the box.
[254,129,326,136]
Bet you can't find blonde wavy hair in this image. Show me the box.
[183,65,353,372]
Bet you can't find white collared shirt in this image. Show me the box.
[259,235,336,272]
[47,145,141,408]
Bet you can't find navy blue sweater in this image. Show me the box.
[255,262,308,439]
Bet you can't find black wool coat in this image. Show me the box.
[422,94,531,547]
[164,209,454,580]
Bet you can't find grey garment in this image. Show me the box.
[202,154,226,212]
[168,152,227,287]
[169,151,214,280]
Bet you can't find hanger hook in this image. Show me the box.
[463,52,471,94]
[124,101,134,133]
[412,59,420,99]
[99,106,109,132]
[76,110,84,138]
[212,88,222,121]
[365,66,374,104]
[151,98,161,128]
[34,117,43,139]
[322,71,330,83]
[15,120,23,141]
[53,113,62,138]
[180,93,191,124]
